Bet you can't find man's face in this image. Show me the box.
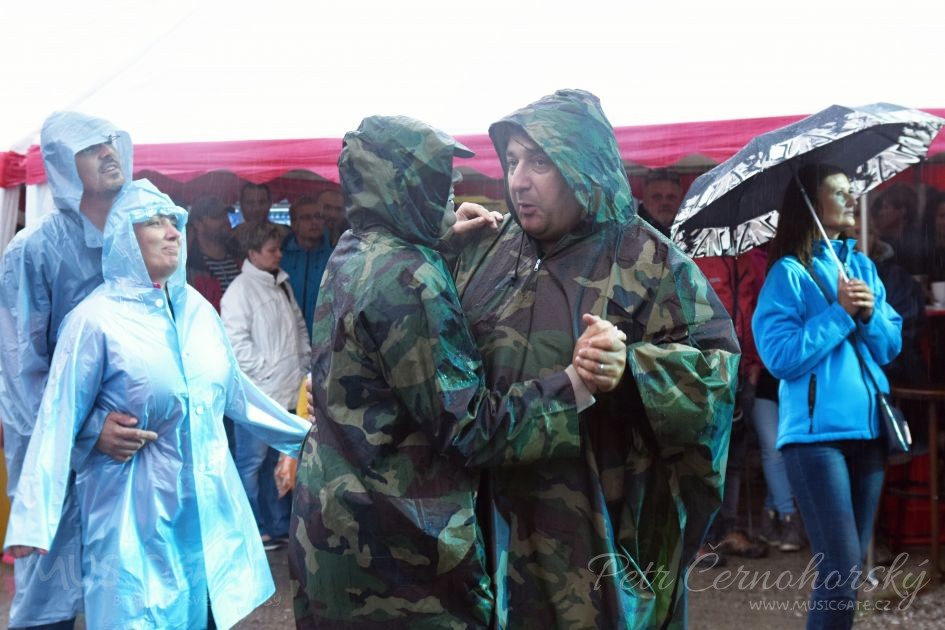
[194,208,232,245]
[291,202,325,247]
[505,133,582,250]
[75,140,125,197]
[642,180,682,229]
[240,187,272,224]
[317,191,345,229]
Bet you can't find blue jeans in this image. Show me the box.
[752,398,796,516]
[234,424,291,538]
[782,439,885,630]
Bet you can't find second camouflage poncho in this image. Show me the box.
[454,89,740,629]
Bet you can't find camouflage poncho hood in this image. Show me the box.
[489,88,636,242]
[339,114,472,248]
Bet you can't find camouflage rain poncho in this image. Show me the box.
[453,89,740,629]
[289,116,585,628]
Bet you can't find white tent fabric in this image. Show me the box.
[2,0,942,252]
[24,185,54,232]
[0,189,19,253]
[2,0,943,151]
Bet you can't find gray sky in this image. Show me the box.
[3,0,943,149]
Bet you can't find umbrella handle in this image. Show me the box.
[795,174,850,283]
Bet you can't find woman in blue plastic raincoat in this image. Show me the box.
[3,179,312,630]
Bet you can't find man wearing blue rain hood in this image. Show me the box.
[0,112,158,629]
[4,180,312,629]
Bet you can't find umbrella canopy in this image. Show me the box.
[671,103,945,258]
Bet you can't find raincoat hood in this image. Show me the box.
[339,115,473,248]
[41,111,133,214]
[103,179,188,295]
[489,89,636,242]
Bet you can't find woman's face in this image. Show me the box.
[817,173,856,238]
[134,214,181,287]
[249,237,282,272]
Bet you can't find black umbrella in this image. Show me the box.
[671,103,944,259]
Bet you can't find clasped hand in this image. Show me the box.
[837,271,874,322]
[572,314,628,393]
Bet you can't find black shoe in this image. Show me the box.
[261,535,283,552]
[757,508,780,546]
[778,513,804,552]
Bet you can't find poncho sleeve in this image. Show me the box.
[218,315,311,457]
[357,256,581,468]
[3,309,106,552]
[626,245,740,453]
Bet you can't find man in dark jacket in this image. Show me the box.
[281,195,333,336]
[637,168,683,238]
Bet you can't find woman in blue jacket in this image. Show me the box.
[753,163,902,630]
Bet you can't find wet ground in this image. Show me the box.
[686,545,944,629]
[3,542,943,629]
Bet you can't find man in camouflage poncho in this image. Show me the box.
[453,89,740,628]
[288,115,628,627]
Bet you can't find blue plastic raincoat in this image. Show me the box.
[0,111,133,626]
[4,180,311,629]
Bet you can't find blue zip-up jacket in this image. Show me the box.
[752,239,902,448]
[280,231,332,336]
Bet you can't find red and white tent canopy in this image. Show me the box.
[4,109,945,206]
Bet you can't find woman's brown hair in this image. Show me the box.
[767,163,849,270]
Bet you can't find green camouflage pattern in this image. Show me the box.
[453,89,740,629]
[289,115,583,628]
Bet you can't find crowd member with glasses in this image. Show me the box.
[282,194,334,336]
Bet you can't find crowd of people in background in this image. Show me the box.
[152,141,937,630]
[0,93,940,629]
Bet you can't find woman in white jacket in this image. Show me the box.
[222,221,310,549]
